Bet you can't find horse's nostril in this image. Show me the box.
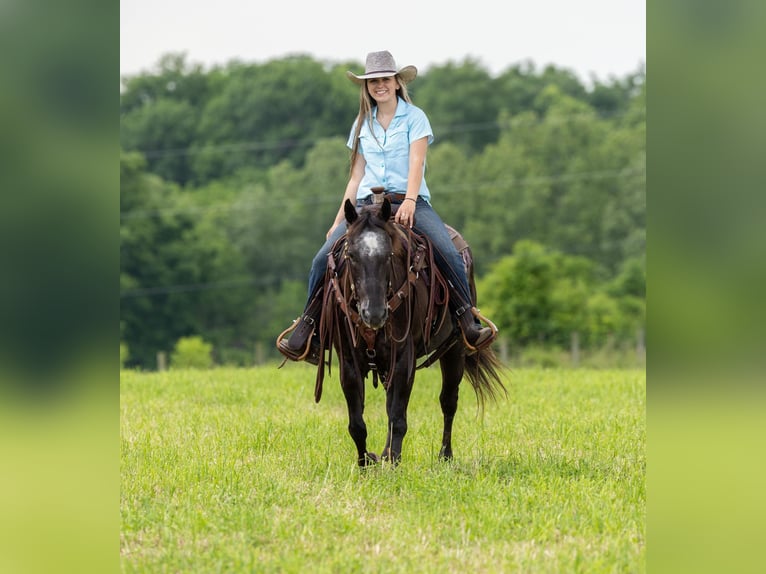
[368,309,388,329]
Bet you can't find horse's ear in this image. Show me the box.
[344,199,358,224]
[381,198,391,221]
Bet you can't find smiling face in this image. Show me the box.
[366,76,400,105]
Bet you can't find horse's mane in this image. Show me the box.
[347,207,410,280]
[349,207,407,253]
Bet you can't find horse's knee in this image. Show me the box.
[348,421,366,437]
[439,396,458,418]
[348,419,367,442]
[389,417,407,438]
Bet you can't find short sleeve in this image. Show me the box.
[407,106,434,145]
[346,118,359,149]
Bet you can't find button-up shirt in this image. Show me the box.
[346,97,434,202]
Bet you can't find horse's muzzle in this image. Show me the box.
[360,303,388,330]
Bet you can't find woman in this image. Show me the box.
[278,50,496,364]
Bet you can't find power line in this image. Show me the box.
[120,275,282,298]
[126,108,644,159]
[120,167,645,220]
[141,137,318,159]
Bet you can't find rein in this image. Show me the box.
[326,227,428,347]
[313,221,452,402]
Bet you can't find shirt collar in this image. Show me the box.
[374,97,406,119]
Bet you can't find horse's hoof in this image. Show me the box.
[381,450,401,466]
[365,452,379,465]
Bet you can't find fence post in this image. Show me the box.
[255,342,265,365]
[498,337,509,364]
[157,351,167,371]
[570,331,580,366]
[636,327,646,363]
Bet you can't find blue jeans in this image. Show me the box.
[306,197,473,309]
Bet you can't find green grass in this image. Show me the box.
[121,365,645,573]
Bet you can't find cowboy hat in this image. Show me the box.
[346,51,418,85]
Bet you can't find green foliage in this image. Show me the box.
[506,342,645,370]
[216,346,255,367]
[120,55,645,369]
[480,240,643,349]
[414,58,500,152]
[120,98,197,185]
[169,336,213,369]
[480,240,558,344]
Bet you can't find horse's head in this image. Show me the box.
[343,198,393,330]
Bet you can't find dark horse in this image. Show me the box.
[310,198,506,466]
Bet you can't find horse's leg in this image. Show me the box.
[381,351,416,464]
[438,346,465,461]
[340,366,377,467]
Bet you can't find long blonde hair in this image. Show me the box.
[349,75,412,174]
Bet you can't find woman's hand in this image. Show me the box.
[395,198,416,228]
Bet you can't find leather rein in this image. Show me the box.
[314,224,450,398]
[326,226,426,352]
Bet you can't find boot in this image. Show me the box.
[276,296,322,365]
[277,315,320,365]
[456,306,497,352]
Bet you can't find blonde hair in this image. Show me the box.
[349,74,412,174]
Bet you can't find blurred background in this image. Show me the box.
[118,0,646,371]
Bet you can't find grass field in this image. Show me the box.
[121,364,645,573]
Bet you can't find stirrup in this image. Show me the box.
[461,308,498,353]
[276,317,315,362]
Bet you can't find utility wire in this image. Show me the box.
[120,167,645,220]
[127,108,644,159]
[121,276,279,298]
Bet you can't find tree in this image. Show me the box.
[494,61,587,118]
[414,59,500,153]
[479,240,633,349]
[120,53,214,114]
[479,240,559,345]
[120,98,198,185]
[119,55,646,365]
[190,57,354,183]
[120,151,255,367]
[170,336,214,369]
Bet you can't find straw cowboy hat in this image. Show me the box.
[346,51,418,85]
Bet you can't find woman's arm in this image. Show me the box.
[395,135,428,228]
[327,152,366,239]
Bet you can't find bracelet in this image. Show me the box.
[404,197,417,203]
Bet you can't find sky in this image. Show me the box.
[120,0,645,85]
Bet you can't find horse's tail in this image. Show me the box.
[463,347,507,411]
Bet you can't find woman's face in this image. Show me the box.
[366,76,399,105]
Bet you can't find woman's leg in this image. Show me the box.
[307,224,348,302]
[411,199,496,351]
[410,199,473,304]
[278,221,349,363]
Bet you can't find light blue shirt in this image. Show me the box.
[346,98,434,202]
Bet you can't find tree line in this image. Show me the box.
[120,53,645,368]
